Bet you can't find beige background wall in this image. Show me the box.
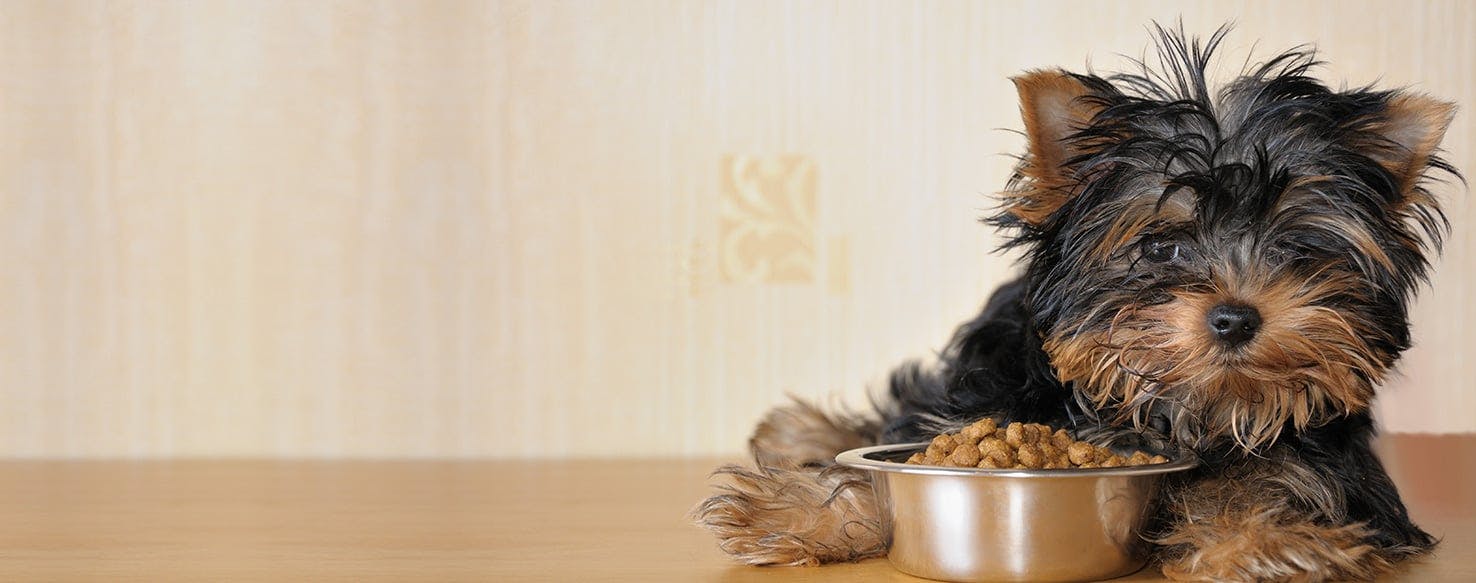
[3,0,1473,458]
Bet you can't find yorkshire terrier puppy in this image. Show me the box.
[694,27,1458,582]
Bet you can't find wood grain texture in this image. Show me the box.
[0,1,1471,457]
[0,435,1473,581]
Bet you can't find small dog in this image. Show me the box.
[694,26,1458,582]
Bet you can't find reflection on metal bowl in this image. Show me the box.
[836,442,1197,582]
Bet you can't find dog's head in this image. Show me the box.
[998,27,1458,450]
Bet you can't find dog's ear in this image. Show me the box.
[1008,69,1104,226]
[1368,93,1456,200]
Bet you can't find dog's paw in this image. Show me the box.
[1158,508,1390,582]
[691,463,884,566]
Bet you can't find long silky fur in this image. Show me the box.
[695,23,1454,581]
[690,463,885,566]
[748,397,884,468]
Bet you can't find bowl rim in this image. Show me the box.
[836,442,1199,478]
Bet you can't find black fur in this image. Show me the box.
[882,278,1071,444]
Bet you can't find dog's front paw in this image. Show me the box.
[1158,508,1389,582]
[691,463,884,566]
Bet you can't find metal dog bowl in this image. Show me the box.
[836,442,1197,582]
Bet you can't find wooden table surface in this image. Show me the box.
[3,435,1473,582]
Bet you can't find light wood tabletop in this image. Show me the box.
[2,435,1473,582]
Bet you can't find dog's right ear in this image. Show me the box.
[1008,70,1103,226]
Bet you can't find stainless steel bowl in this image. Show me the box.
[836,442,1197,582]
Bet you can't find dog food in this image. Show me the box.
[904,419,1169,469]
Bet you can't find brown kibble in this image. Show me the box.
[906,423,1171,470]
[1016,443,1045,468]
[980,436,1015,469]
[978,437,1010,457]
[926,434,957,458]
[960,418,997,442]
[985,447,1015,468]
[1067,441,1095,465]
[1052,429,1074,449]
[1004,422,1026,446]
[950,443,982,466]
[980,436,1015,466]
[1017,424,1036,445]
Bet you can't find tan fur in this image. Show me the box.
[693,399,885,566]
[1153,453,1417,582]
[1087,192,1197,264]
[1006,69,1104,225]
[1370,94,1457,199]
[1159,510,1389,582]
[748,398,881,468]
[1046,263,1387,450]
[690,463,885,566]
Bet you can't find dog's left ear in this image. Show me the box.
[1008,70,1105,226]
[1368,93,1457,200]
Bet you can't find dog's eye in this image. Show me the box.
[1142,240,1182,263]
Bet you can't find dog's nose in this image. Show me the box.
[1207,304,1261,347]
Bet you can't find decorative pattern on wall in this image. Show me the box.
[719,155,818,284]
